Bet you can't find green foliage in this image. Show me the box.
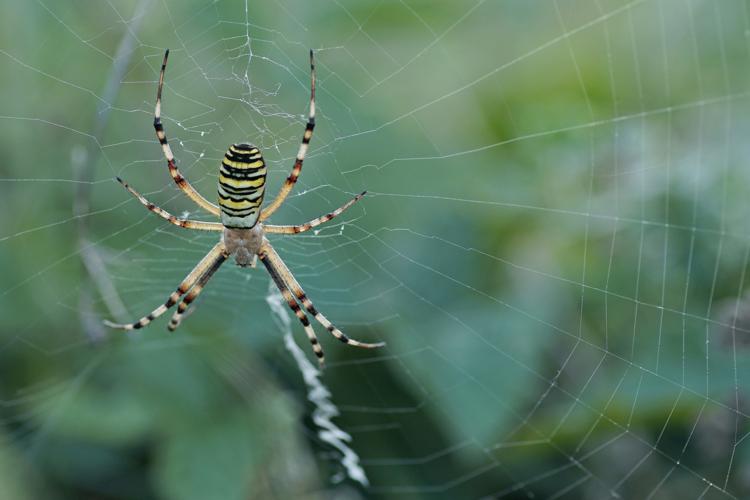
[1,0,749,498]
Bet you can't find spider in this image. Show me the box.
[104,49,385,366]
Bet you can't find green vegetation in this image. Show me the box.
[1,1,749,498]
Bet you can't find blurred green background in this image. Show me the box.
[2,0,750,498]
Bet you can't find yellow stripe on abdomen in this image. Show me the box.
[219,196,263,210]
[222,159,264,169]
[219,174,266,189]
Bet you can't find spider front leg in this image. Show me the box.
[259,49,316,221]
[104,242,228,330]
[263,191,366,234]
[154,49,220,216]
[260,241,385,352]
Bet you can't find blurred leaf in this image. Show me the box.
[153,396,311,500]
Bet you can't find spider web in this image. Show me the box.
[1,0,750,498]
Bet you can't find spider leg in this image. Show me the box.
[116,177,223,231]
[104,242,228,330]
[260,242,385,350]
[167,253,227,331]
[259,50,316,221]
[260,249,325,367]
[263,191,366,234]
[154,49,220,216]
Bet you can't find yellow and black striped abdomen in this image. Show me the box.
[218,143,267,228]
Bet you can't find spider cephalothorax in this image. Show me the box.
[104,49,384,366]
[223,225,264,267]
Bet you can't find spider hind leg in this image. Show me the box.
[260,248,326,366]
[103,242,227,331]
[260,242,385,358]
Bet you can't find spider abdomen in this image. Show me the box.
[218,143,267,228]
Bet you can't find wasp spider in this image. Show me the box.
[104,49,385,366]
